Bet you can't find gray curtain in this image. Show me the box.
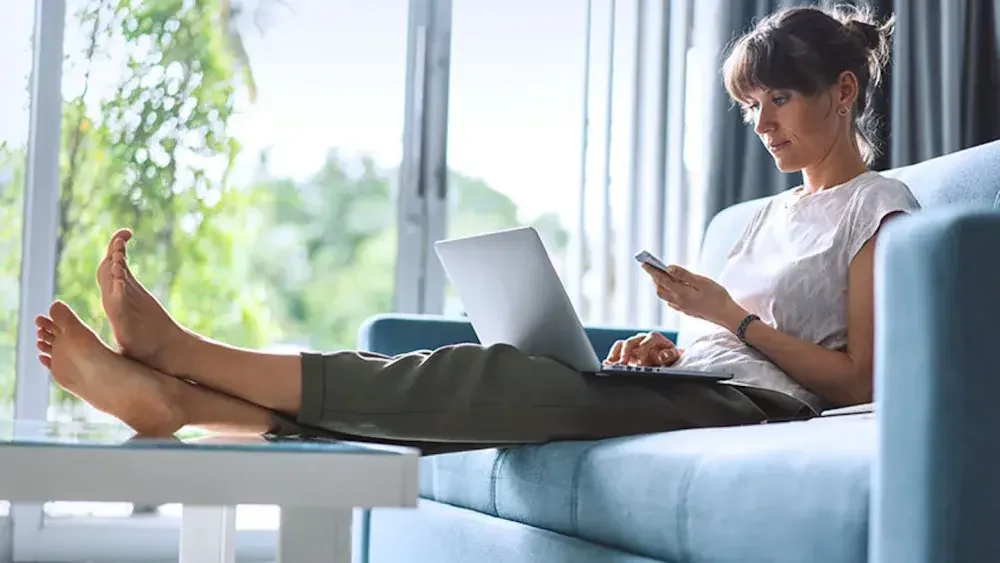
[888,0,1000,167]
[701,0,803,223]
[699,0,1000,223]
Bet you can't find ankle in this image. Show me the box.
[157,326,200,377]
[161,376,191,428]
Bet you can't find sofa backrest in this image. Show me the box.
[697,139,1000,281]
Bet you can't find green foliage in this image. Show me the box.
[246,151,398,350]
[0,144,25,404]
[42,0,276,409]
[0,0,570,415]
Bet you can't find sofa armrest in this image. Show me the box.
[356,314,478,356]
[356,313,676,358]
[870,207,1000,563]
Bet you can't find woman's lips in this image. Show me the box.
[769,141,791,153]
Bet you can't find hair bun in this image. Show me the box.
[845,19,881,50]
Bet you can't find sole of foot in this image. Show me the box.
[36,301,186,437]
[97,228,189,375]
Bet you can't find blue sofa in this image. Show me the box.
[353,140,1000,563]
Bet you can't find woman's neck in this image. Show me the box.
[801,141,869,194]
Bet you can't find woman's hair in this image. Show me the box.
[722,4,895,164]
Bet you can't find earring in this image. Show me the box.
[837,106,850,117]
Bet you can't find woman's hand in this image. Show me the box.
[605,331,682,367]
[642,263,746,329]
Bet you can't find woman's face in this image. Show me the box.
[741,88,841,173]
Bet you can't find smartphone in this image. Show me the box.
[633,250,669,273]
[634,250,694,287]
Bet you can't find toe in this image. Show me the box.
[106,228,133,257]
[38,354,51,369]
[37,340,52,354]
[35,315,56,332]
[48,300,80,326]
[111,259,139,284]
[37,327,55,344]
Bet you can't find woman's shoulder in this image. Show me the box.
[839,172,922,260]
[848,171,921,212]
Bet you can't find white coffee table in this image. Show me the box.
[0,420,419,562]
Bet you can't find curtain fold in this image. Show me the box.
[697,0,805,225]
[890,0,1000,166]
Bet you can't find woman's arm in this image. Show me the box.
[717,236,877,406]
[647,221,896,407]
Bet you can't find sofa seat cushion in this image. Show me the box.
[418,414,873,563]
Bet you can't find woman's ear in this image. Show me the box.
[836,70,860,111]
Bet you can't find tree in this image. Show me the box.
[0,0,572,416]
[42,0,280,411]
[0,144,27,407]
[245,150,397,350]
[245,153,571,352]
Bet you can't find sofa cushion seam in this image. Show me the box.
[489,448,509,517]
[571,442,604,536]
[675,456,704,563]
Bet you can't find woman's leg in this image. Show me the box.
[94,230,807,447]
[35,301,274,436]
[168,380,275,435]
[98,229,303,414]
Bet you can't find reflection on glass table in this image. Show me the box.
[0,420,419,563]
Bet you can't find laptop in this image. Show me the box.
[433,226,733,383]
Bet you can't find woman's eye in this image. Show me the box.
[773,95,788,105]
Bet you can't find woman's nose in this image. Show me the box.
[754,109,775,135]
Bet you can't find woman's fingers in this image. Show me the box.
[657,346,681,366]
[664,265,700,288]
[641,263,671,286]
[607,333,681,366]
[637,334,671,365]
[643,262,699,290]
[606,340,625,364]
[633,333,657,363]
[637,342,664,366]
[656,285,680,308]
[620,334,646,364]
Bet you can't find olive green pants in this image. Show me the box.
[268,343,813,455]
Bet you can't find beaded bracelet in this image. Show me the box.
[735,313,760,345]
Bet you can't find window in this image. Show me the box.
[0,0,33,421]
[445,0,586,268]
[12,0,413,559]
[8,0,665,558]
[44,0,409,423]
[443,0,636,324]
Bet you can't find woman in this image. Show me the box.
[34,5,917,452]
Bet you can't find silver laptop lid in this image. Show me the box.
[433,227,602,372]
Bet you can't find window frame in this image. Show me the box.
[9,0,445,560]
[11,0,65,554]
[9,0,673,557]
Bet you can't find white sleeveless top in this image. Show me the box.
[673,171,921,412]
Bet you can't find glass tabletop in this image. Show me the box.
[0,419,408,455]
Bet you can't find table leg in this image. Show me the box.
[278,507,352,562]
[180,505,237,563]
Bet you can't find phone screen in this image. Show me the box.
[634,251,695,287]
[633,251,668,272]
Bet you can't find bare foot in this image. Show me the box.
[35,301,186,437]
[97,228,188,374]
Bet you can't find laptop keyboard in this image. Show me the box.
[604,364,672,374]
